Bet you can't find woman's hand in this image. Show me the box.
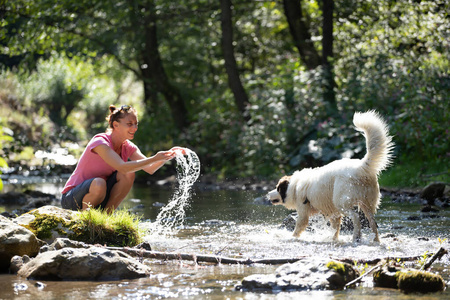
[170,146,188,155]
[154,150,177,161]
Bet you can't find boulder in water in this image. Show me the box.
[374,265,445,293]
[18,246,151,280]
[236,257,359,291]
[0,215,44,272]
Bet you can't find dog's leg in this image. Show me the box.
[361,206,380,242]
[293,211,310,238]
[330,215,342,241]
[349,209,362,242]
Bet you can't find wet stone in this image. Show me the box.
[236,258,359,292]
[374,265,446,293]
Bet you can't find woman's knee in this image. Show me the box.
[90,178,107,197]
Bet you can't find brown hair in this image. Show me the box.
[106,105,136,130]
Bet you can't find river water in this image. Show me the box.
[1,179,449,299]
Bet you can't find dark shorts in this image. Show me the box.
[61,171,118,211]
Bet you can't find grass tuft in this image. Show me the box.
[71,208,144,247]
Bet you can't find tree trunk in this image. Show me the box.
[322,0,338,115]
[282,0,321,70]
[140,1,190,131]
[220,0,250,122]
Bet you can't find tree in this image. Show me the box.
[220,0,251,122]
[282,0,321,70]
[321,0,337,115]
[282,0,337,115]
[1,0,190,130]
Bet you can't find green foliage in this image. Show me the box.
[379,154,449,188]
[1,0,448,186]
[0,122,13,191]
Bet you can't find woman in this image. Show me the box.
[61,104,186,212]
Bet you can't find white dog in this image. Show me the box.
[268,111,394,242]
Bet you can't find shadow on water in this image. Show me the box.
[1,181,449,299]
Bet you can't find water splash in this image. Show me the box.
[150,149,200,234]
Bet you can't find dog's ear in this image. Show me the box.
[277,179,289,202]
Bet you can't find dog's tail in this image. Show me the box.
[353,110,394,175]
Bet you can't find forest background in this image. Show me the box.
[0,0,448,189]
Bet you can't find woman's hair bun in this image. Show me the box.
[109,105,117,114]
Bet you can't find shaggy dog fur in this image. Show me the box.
[267,111,394,242]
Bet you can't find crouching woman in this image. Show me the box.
[61,104,186,212]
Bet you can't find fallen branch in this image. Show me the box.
[332,254,427,266]
[421,247,448,271]
[106,247,445,267]
[345,263,384,287]
[106,247,306,265]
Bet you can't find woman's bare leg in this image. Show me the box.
[82,178,107,210]
[104,172,135,212]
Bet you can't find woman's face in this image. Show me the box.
[113,112,139,140]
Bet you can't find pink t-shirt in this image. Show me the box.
[62,133,138,194]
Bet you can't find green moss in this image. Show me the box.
[26,212,73,240]
[326,261,346,275]
[397,270,445,293]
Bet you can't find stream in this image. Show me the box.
[1,179,449,299]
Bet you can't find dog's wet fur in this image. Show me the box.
[267,111,394,242]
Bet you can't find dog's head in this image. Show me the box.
[267,175,291,205]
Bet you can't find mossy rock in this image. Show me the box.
[374,265,445,293]
[397,270,445,293]
[14,205,142,247]
[326,260,360,288]
[373,265,402,289]
[14,206,77,243]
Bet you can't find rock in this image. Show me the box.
[13,205,78,244]
[236,258,359,292]
[18,246,151,280]
[44,238,91,252]
[0,191,29,205]
[373,265,401,289]
[374,265,445,293]
[135,241,152,251]
[10,255,31,274]
[0,190,58,216]
[420,183,446,205]
[280,213,297,231]
[0,215,44,271]
[253,196,271,205]
[397,270,445,293]
[14,205,142,247]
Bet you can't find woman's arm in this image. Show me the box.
[93,144,176,174]
[129,148,169,175]
[130,147,188,174]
